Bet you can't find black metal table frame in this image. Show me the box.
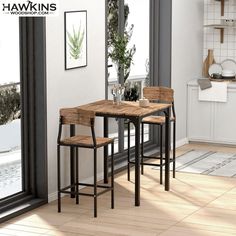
[69,106,171,206]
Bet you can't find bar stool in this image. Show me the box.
[127,87,176,184]
[57,108,114,217]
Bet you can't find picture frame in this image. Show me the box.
[64,10,87,70]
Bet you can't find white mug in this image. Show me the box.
[139,98,149,107]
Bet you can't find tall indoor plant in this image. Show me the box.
[107,0,138,101]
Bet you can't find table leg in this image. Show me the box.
[133,117,141,206]
[104,117,109,183]
[70,124,75,198]
[164,107,171,191]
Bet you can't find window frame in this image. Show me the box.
[0,17,48,223]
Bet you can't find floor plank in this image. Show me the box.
[1,143,236,236]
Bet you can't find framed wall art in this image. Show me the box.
[64,10,87,70]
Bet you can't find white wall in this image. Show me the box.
[172,0,204,143]
[46,0,105,200]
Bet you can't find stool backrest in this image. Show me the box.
[58,108,96,145]
[60,108,95,127]
[143,87,174,103]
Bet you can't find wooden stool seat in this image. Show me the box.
[60,135,113,148]
[142,116,175,125]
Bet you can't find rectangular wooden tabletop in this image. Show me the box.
[78,100,171,118]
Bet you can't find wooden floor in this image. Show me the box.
[1,143,236,236]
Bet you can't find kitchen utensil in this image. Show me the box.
[203,49,215,77]
[221,59,236,74]
[222,69,235,77]
[208,63,223,77]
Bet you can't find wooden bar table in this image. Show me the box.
[77,100,171,206]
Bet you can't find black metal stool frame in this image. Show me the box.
[141,111,176,182]
[127,94,176,185]
[57,109,114,217]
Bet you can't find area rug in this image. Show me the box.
[154,150,236,178]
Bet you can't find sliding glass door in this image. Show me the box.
[0,17,22,200]
[0,18,47,222]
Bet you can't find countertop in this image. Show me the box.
[188,79,236,89]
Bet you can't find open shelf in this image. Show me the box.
[204,24,236,43]
[204,24,236,29]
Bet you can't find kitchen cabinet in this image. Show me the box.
[214,88,236,143]
[187,80,236,145]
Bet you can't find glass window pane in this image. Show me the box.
[124,0,150,148]
[108,118,119,155]
[107,0,151,155]
[125,0,150,78]
[107,0,119,83]
[0,17,22,199]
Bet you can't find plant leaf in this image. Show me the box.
[67,23,85,60]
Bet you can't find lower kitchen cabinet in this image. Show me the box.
[187,79,236,145]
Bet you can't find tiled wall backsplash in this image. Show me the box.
[204,0,236,63]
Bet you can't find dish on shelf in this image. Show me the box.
[222,69,235,77]
[208,63,223,77]
[221,59,236,74]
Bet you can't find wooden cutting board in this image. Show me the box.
[203,49,215,77]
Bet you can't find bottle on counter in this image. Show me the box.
[202,49,215,78]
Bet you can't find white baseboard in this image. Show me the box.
[171,137,189,150]
[48,192,59,203]
[48,171,104,203]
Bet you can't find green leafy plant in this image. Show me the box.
[67,25,85,60]
[109,30,136,82]
[0,85,21,125]
[124,82,139,102]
